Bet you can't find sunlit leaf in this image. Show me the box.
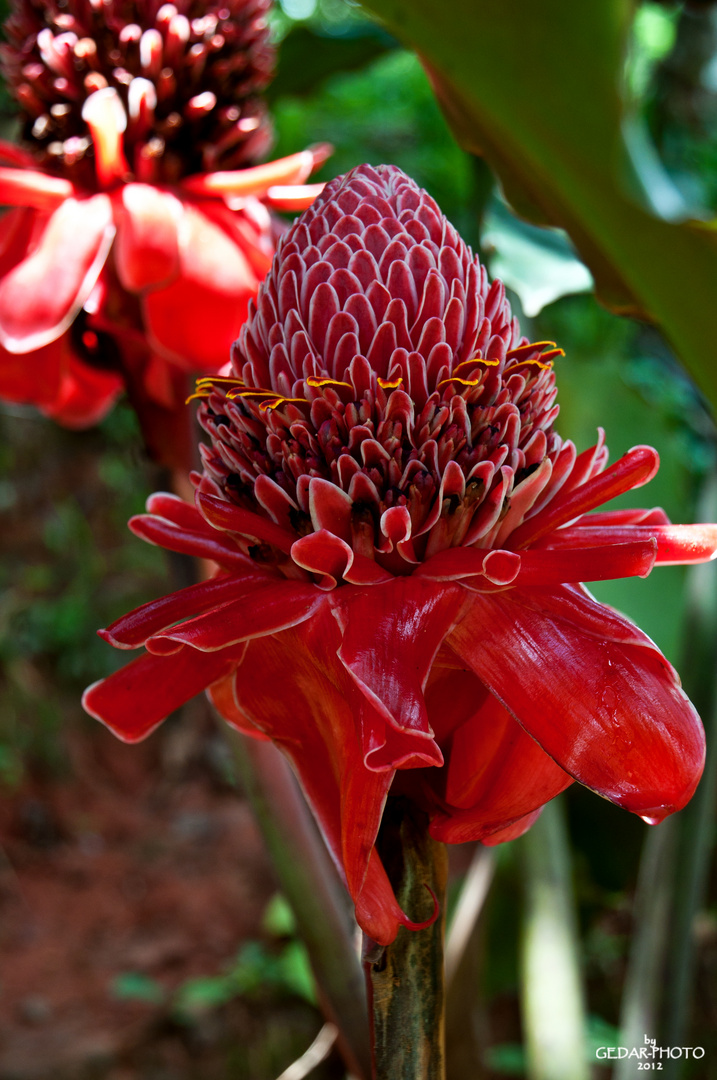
[483,198,593,316]
[357,0,717,414]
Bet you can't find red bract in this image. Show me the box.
[0,0,326,451]
[84,164,715,945]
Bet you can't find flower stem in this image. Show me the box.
[661,475,717,1073]
[363,798,448,1080]
[226,730,372,1080]
[520,797,589,1080]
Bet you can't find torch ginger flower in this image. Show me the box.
[84,164,716,945]
[0,0,327,452]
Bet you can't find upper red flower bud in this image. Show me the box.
[197,164,584,574]
[1,0,275,187]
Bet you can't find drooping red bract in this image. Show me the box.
[0,0,327,459]
[84,164,715,945]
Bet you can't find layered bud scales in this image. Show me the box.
[200,164,584,571]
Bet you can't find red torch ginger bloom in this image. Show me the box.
[84,164,716,945]
[0,0,327,455]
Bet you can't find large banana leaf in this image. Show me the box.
[357,0,717,414]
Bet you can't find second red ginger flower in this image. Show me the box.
[0,0,326,445]
[85,164,715,945]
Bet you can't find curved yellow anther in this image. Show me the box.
[259,396,309,411]
[437,375,481,388]
[306,376,354,390]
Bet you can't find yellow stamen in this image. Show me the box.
[259,396,309,411]
[505,341,565,368]
[226,387,277,399]
[437,375,481,389]
[306,376,354,390]
[195,375,247,386]
[378,376,403,389]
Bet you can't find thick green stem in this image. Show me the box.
[226,729,371,1080]
[662,475,717,1074]
[616,819,676,1079]
[364,799,448,1080]
[520,797,589,1080]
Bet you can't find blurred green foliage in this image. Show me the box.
[110,893,316,1019]
[0,402,169,783]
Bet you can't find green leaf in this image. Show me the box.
[262,892,298,937]
[483,197,593,316]
[111,972,166,1004]
[269,24,395,101]
[357,0,717,414]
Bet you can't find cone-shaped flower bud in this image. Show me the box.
[85,165,717,944]
[0,0,327,463]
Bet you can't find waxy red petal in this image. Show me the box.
[509,446,660,549]
[113,184,181,292]
[448,585,705,821]
[206,670,269,740]
[0,195,114,352]
[197,491,296,553]
[429,690,572,843]
[481,809,543,845]
[229,611,408,943]
[100,572,272,649]
[415,547,521,584]
[541,524,717,565]
[151,580,324,650]
[0,334,63,405]
[129,513,251,569]
[180,146,330,198]
[265,183,326,211]
[0,166,74,211]
[143,202,259,371]
[82,644,244,743]
[513,540,657,585]
[331,578,464,768]
[42,350,123,428]
[355,850,439,947]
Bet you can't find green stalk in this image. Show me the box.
[226,730,371,1080]
[364,798,448,1080]
[617,473,717,1077]
[616,819,676,1080]
[520,797,589,1080]
[661,475,717,1074]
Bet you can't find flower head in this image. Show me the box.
[2,0,275,186]
[0,0,327,455]
[84,164,716,944]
